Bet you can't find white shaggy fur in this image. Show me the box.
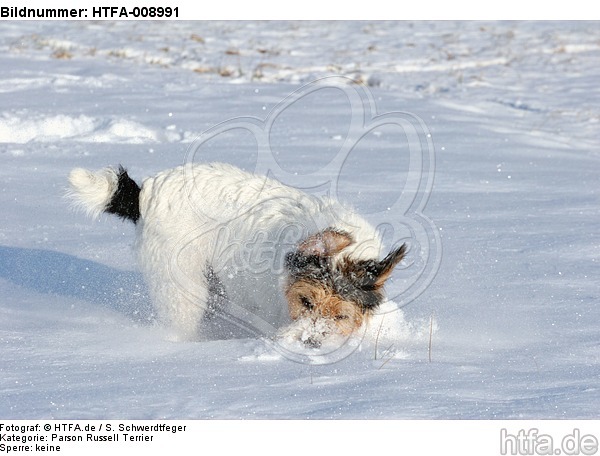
[70,162,383,341]
[68,167,119,219]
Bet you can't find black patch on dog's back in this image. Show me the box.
[105,166,141,223]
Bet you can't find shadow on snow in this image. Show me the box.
[0,245,151,322]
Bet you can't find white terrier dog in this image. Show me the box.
[69,163,406,345]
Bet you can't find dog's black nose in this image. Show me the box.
[304,337,321,349]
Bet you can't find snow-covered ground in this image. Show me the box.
[0,21,599,419]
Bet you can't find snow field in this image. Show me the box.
[0,21,598,419]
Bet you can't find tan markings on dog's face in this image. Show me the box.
[284,228,407,341]
[285,279,366,335]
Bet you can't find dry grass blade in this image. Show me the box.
[428,312,434,363]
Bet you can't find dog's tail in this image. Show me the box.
[68,166,140,223]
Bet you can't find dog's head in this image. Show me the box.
[284,228,406,346]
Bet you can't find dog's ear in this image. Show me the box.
[345,243,407,290]
[372,244,407,287]
[285,229,353,277]
[297,228,354,257]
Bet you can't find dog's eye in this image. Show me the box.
[300,296,314,310]
[334,315,349,321]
